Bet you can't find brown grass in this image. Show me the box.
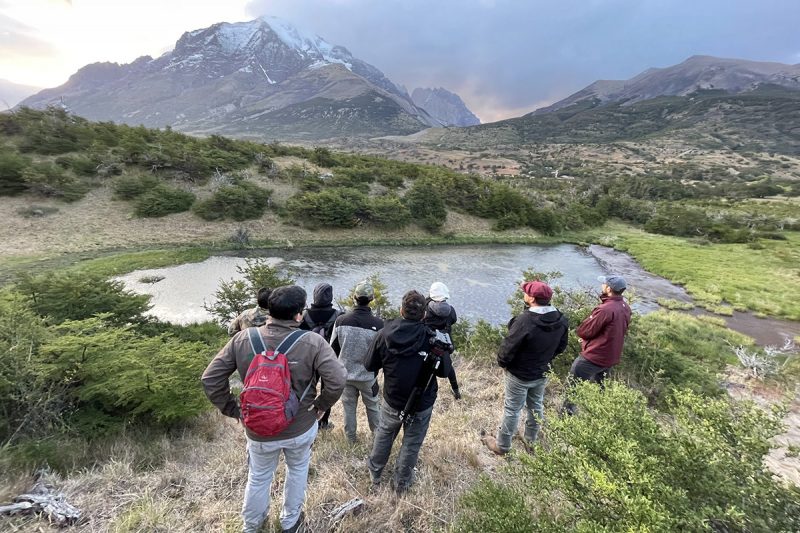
[0,358,515,532]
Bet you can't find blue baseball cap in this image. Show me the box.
[598,275,627,292]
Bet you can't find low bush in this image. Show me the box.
[112,172,161,200]
[193,181,272,221]
[367,195,411,227]
[23,161,89,201]
[285,187,370,228]
[457,382,800,532]
[133,185,195,217]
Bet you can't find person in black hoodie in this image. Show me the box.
[482,281,568,455]
[423,281,461,399]
[366,290,453,493]
[301,282,341,430]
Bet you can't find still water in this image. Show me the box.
[116,244,647,325]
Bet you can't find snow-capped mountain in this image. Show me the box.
[411,87,480,126]
[20,17,452,139]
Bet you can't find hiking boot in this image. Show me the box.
[481,433,508,456]
[282,511,305,533]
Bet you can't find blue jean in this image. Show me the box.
[496,371,547,452]
[368,402,433,491]
[241,423,318,532]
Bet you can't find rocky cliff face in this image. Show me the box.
[411,87,480,126]
[20,17,441,140]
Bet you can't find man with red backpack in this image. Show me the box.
[202,285,346,533]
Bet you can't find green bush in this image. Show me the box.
[404,177,446,232]
[285,187,370,228]
[457,382,800,532]
[133,185,195,217]
[0,150,31,196]
[368,195,411,227]
[13,271,152,326]
[112,173,161,200]
[193,181,272,221]
[23,161,89,201]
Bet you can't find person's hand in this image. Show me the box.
[452,388,462,400]
[308,404,326,420]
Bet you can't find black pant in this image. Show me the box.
[564,355,611,415]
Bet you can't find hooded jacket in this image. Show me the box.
[366,318,452,412]
[577,295,631,368]
[497,307,569,381]
[423,300,457,334]
[300,283,340,339]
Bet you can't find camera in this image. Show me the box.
[428,329,454,356]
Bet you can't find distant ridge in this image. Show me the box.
[532,55,800,115]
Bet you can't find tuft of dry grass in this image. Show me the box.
[0,358,517,532]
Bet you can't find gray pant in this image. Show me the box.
[368,402,433,492]
[241,423,318,532]
[496,371,547,452]
[341,379,381,441]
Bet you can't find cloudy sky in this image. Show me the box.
[2,0,799,121]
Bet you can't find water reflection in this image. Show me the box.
[117,244,653,325]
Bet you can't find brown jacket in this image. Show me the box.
[201,318,346,441]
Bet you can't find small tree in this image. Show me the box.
[204,259,294,326]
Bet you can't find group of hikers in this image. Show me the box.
[202,274,631,533]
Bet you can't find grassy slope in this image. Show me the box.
[587,223,800,320]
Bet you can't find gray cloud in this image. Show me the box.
[0,13,56,58]
[245,0,800,122]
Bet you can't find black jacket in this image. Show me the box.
[497,308,569,381]
[366,318,452,412]
[423,301,457,334]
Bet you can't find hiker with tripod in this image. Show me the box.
[365,290,453,494]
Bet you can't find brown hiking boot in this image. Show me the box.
[480,432,507,456]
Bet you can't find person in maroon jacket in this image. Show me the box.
[570,275,632,384]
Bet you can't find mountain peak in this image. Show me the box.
[534,55,800,115]
[411,87,480,126]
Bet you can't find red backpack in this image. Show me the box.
[240,329,312,437]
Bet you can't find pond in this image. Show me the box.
[117,244,659,326]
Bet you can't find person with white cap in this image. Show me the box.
[569,275,632,385]
[424,282,461,399]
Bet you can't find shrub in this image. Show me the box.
[368,195,411,227]
[193,181,272,221]
[13,271,152,326]
[404,177,446,232]
[133,185,195,217]
[285,188,370,228]
[23,161,89,201]
[112,172,161,200]
[0,150,31,196]
[457,382,800,532]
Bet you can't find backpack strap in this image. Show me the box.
[247,327,267,356]
[277,331,316,403]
